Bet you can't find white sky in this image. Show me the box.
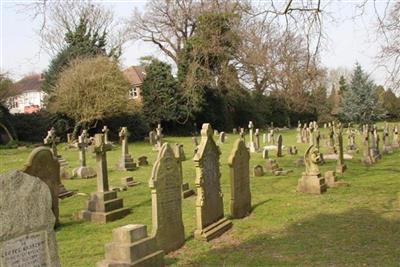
[0,0,391,85]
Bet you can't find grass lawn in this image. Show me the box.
[1,126,400,266]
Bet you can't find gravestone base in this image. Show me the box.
[248,142,257,153]
[58,156,72,179]
[393,143,399,149]
[370,149,381,161]
[324,171,338,188]
[274,169,292,176]
[58,184,73,199]
[253,165,264,177]
[137,156,149,166]
[194,217,232,242]
[96,224,164,267]
[182,182,195,198]
[122,176,140,187]
[118,155,137,171]
[297,173,327,194]
[336,164,347,174]
[78,191,129,224]
[72,166,96,179]
[362,156,374,166]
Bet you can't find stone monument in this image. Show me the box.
[73,130,96,178]
[193,123,232,241]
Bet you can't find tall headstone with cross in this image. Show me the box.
[362,126,373,165]
[336,126,347,174]
[149,143,185,253]
[228,138,251,219]
[248,121,256,152]
[383,125,393,154]
[73,130,96,178]
[117,127,137,171]
[193,123,232,241]
[78,134,129,223]
[44,127,70,179]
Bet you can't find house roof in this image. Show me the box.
[123,66,146,86]
[12,74,44,95]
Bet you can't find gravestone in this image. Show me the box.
[149,130,157,146]
[78,134,129,223]
[276,134,283,157]
[43,127,71,179]
[218,132,226,144]
[193,123,232,241]
[149,143,185,253]
[102,126,110,144]
[121,176,140,187]
[347,129,357,152]
[296,122,302,143]
[21,147,67,226]
[173,144,195,199]
[96,224,164,267]
[362,127,373,165]
[383,128,393,154]
[262,148,268,159]
[254,129,260,151]
[336,127,347,174]
[232,128,237,135]
[155,124,163,150]
[0,171,61,267]
[228,139,251,219]
[253,165,264,177]
[117,127,137,171]
[393,126,399,149]
[73,131,96,178]
[137,156,149,166]
[182,182,195,199]
[296,145,327,194]
[248,121,256,153]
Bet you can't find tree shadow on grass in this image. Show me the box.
[182,208,400,266]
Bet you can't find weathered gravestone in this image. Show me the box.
[218,132,226,144]
[21,147,68,226]
[73,130,96,179]
[43,127,71,179]
[155,124,163,150]
[254,129,260,151]
[362,127,374,165]
[262,148,268,159]
[228,139,251,219]
[296,145,327,194]
[137,156,149,166]
[117,127,137,171]
[248,121,256,153]
[121,176,140,187]
[393,126,399,149]
[96,224,164,267]
[149,143,185,253]
[173,144,194,199]
[78,134,130,223]
[102,126,110,144]
[193,124,232,241]
[0,171,61,267]
[383,128,393,154]
[336,127,347,174]
[149,130,157,146]
[276,134,283,157]
[253,165,264,177]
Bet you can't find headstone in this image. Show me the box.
[117,127,137,171]
[96,224,164,267]
[228,139,251,219]
[218,132,226,144]
[232,128,237,135]
[137,156,149,166]
[324,171,338,188]
[43,127,71,179]
[121,176,140,187]
[182,182,195,199]
[102,126,110,144]
[78,134,129,223]
[362,127,373,165]
[296,145,327,194]
[0,171,61,267]
[253,165,264,177]
[276,134,283,157]
[149,143,185,253]
[155,124,163,150]
[248,121,256,153]
[239,128,245,142]
[383,128,393,154]
[172,143,194,199]
[73,130,96,178]
[149,130,157,146]
[21,147,67,226]
[296,122,302,143]
[393,126,399,149]
[193,123,232,241]
[254,129,260,151]
[262,148,268,159]
[347,129,357,152]
[336,127,347,174]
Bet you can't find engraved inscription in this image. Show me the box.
[1,231,48,267]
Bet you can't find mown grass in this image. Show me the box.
[1,125,400,266]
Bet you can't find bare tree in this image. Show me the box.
[19,0,126,56]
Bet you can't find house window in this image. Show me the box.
[129,86,139,99]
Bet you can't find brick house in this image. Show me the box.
[123,66,146,102]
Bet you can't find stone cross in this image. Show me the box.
[78,131,89,167]
[102,126,110,144]
[362,127,373,165]
[156,123,163,149]
[44,127,60,157]
[92,134,112,192]
[248,121,254,144]
[254,129,260,151]
[336,127,346,174]
[296,123,302,143]
[120,127,129,157]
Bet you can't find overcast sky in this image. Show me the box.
[0,0,390,85]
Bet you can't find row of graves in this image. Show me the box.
[2,119,398,266]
